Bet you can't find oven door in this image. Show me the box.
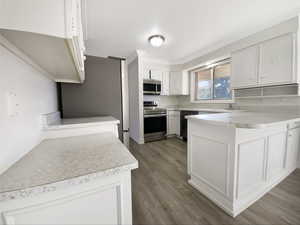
[144,114,167,134]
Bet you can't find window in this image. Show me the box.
[193,60,232,102]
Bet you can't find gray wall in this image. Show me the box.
[61,56,123,139]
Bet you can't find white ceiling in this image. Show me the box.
[84,0,300,64]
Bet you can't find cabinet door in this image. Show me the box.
[267,132,287,180]
[231,45,259,88]
[161,71,170,96]
[286,127,300,172]
[169,71,182,95]
[237,138,266,198]
[168,117,176,135]
[167,111,180,135]
[150,70,163,81]
[174,115,180,136]
[143,68,150,80]
[259,34,294,85]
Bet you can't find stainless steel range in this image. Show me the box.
[144,101,167,142]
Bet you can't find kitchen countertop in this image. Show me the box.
[0,132,138,202]
[165,107,239,113]
[186,111,300,128]
[45,116,120,130]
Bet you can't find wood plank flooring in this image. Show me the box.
[129,138,300,225]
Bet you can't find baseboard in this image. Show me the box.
[188,178,234,217]
[233,171,291,216]
[189,169,295,217]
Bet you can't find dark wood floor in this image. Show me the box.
[129,138,300,225]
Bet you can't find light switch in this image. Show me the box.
[6,92,19,117]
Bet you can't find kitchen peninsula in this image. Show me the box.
[0,115,138,225]
[187,112,300,217]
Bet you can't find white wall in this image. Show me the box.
[0,44,57,174]
[128,58,143,144]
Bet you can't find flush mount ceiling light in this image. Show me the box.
[148,35,165,47]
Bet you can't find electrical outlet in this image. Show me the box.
[6,92,19,117]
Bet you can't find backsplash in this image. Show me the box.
[235,96,300,114]
[176,96,230,109]
[154,94,300,115]
[143,95,179,107]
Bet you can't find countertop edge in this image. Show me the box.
[186,115,300,129]
[166,107,240,113]
[44,120,120,131]
[0,161,138,203]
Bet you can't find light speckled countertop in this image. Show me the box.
[0,133,138,202]
[45,116,120,130]
[186,112,300,128]
[165,106,239,113]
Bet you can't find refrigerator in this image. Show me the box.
[59,55,129,146]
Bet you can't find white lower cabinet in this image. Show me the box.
[0,172,133,225]
[237,138,266,198]
[167,110,180,136]
[286,125,300,172]
[187,120,300,217]
[267,132,287,181]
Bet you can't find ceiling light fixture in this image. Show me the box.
[148,35,165,47]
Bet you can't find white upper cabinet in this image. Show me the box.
[161,71,170,96]
[259,34,294,85]
[150,70,163,81]
[143,68,151,80]
[231,33,296,89]
[143,68,163,81]
[0,0,85,83]
[169,71,189,95]
[231,45,259,88]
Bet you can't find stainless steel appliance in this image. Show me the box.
[143,79,161,95]
[144,101,166,142]
[59,56,130,146]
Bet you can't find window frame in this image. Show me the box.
[190,58,235,104]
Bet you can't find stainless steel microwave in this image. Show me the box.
[143,79,161,95]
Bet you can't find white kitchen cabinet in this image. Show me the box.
[231,45,259,88]
[0,0,85,83]
[286,124,300,172]
[259,34,294,85]
[143,68,151,80]
[150,70,163,81]
[167,110,180,136]
[0,172,133,225]
[267,131,287,181]
[143,68,164,81]
[161,71,170,96]
[231,33,295,89]
[187,118,300,217]
[169,71,189,95]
